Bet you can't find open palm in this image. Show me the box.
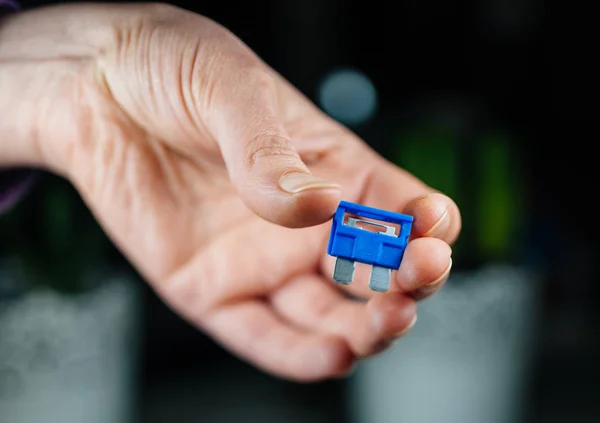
[6,3,461,381]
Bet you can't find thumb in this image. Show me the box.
[207,69,342,228]
[96,5,342,227]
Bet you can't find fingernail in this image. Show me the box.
[424,207,451,238]
[279,172,341,193]
[336,363,358,379]
[392,314,418,339]
[425,258,453,288]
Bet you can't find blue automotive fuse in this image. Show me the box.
[327,201,413,292]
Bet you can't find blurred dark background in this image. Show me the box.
[1,0,599,422]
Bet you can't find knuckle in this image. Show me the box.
[244,132,300,168]
[162,251,220,320]
[241,66,277,93]
[141,2,186,22]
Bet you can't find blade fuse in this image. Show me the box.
[327,201,413,292]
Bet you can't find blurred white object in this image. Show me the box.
[318,68,377,125]
[0,269,140,423]
[350,264,541,423]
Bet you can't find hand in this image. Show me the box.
[0,3,461,381]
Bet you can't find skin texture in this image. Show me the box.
[0,3,461,381]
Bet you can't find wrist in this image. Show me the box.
[0,3,148,173]
[0,5,96,171]
[0,0,28,168]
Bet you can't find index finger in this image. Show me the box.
[318,154,461,299]
[359,158,462,244]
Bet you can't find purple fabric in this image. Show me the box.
[0,0,36,215]
[0,0,19,12]
[0,170,37,214]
